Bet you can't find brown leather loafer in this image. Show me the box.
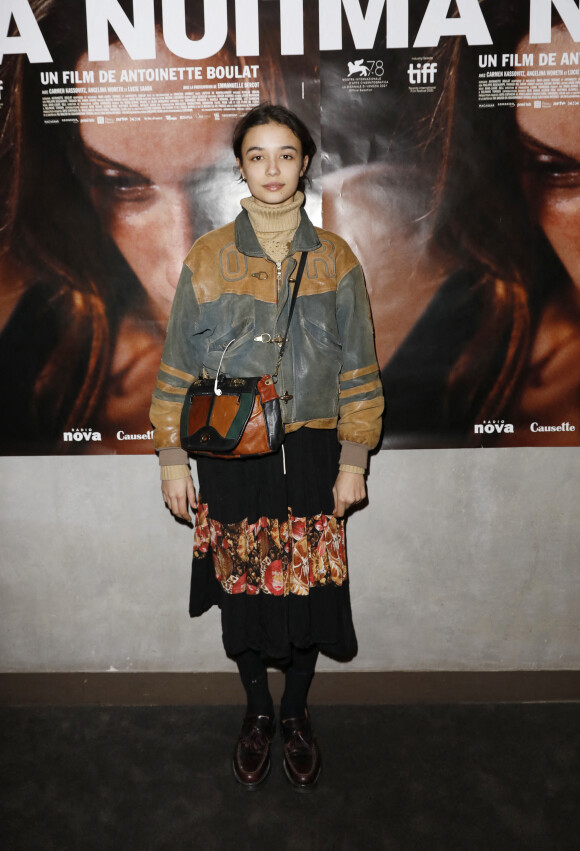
[281,710,321,790]
[232,714,275,788]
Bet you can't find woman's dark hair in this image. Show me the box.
[232,103,317,194]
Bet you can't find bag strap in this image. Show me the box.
[273,251,308,379]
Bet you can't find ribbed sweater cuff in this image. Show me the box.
[159,447,189,466]
[339,441,369,471]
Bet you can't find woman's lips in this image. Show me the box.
[264,183,283,190]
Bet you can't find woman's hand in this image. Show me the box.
[332,471,366,518]
[162,476,197,523]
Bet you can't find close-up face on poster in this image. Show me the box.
[1,0,579,455]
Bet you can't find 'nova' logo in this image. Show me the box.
[474,420,514,435]
[63,428,102,442]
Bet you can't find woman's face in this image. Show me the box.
[76,39,234,322]
[236,122,307,206]
[516,26,580,293]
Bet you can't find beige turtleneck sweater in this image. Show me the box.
[240,191,304,262]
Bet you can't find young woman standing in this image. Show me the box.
[150,104,383,789]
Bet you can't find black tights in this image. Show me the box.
[235,645,319,720]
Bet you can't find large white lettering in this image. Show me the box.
[14,0,579,65]
[319,0,386,51]
[415,0,492,47]
[86,0,156,61]
[529,0,580,43]
[0,0,52,63]
[234,0,259,56]
[319,0,492,51]
[387,0,409,49]
[162,0,228,60]
[281,0,305,55]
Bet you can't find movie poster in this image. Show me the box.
[1,0,579,454]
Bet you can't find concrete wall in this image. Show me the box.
[1,449,578,673]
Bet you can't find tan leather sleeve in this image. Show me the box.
[150,397,186,451]
[335,263,385,450]
[150,261,201,454]
[337,396,385,449]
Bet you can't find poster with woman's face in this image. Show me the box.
[0,0,320,454]
[321,0,580,448]
[1,0,579,454]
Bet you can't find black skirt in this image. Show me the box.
[189,428,358,663]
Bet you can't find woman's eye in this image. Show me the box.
[90,167,155,202]
[522,153,580,188]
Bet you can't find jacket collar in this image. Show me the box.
[234,207,322,258]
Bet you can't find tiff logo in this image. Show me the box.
[407,62,438,85]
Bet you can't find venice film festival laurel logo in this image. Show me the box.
[346,58,385,78]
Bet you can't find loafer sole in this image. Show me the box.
[232,755,271,790]
[283,757,321,792]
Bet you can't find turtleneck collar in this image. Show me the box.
[240,191,304,235]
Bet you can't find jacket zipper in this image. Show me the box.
[276,261,282,295]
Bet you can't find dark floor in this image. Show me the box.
[1,704,579,850]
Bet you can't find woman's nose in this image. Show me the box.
[266,157,280,176]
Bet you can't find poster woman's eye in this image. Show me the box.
[79,149,156,203]
[520,144,580,189]
[91,167,155,202]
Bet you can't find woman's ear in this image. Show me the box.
[300,155,309,177]
[236,158,245,181]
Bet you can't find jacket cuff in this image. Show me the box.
[339,441,369,470]
[159,447,189,466]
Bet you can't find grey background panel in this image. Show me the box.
[0,449,578,673]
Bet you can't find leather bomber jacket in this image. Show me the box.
[150,208,384,464]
